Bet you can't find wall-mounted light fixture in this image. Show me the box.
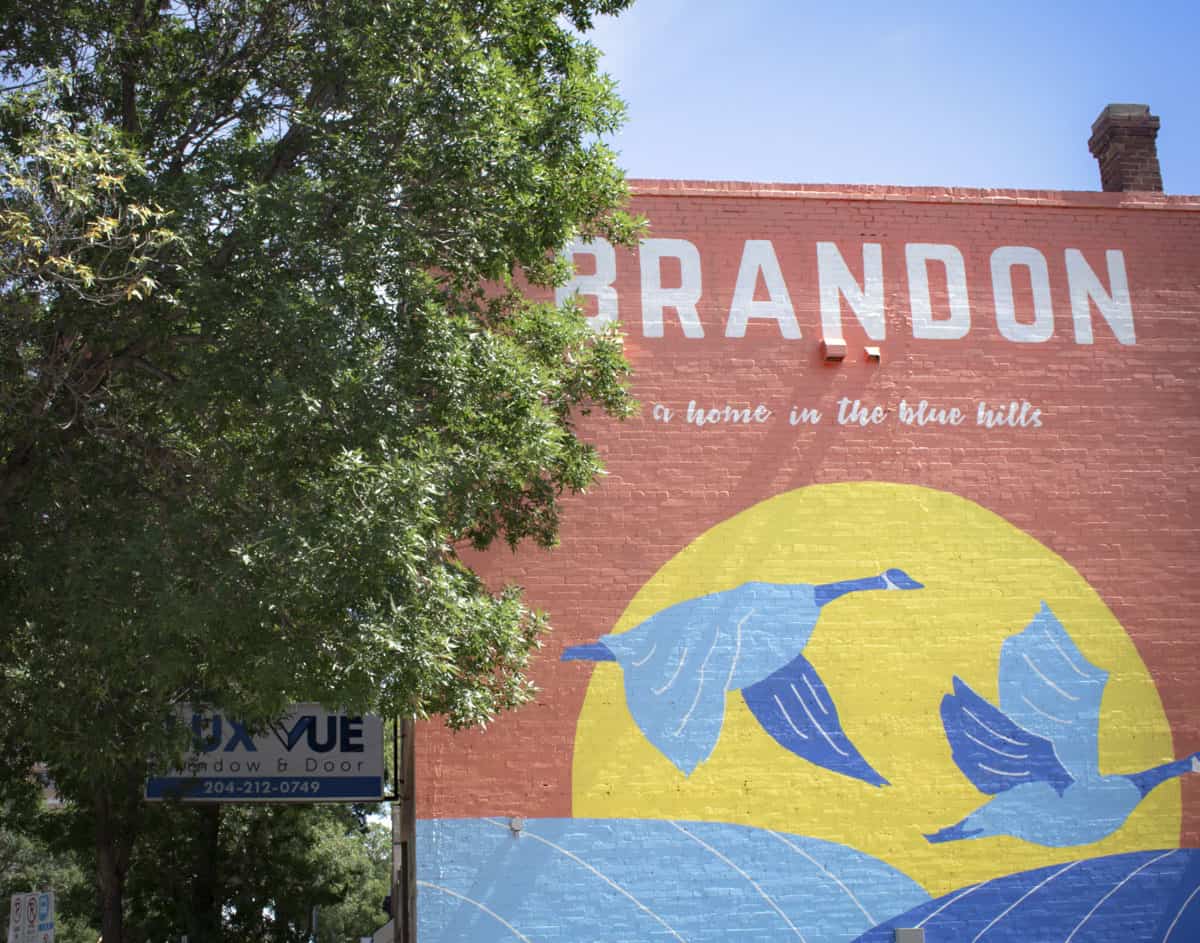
[821,337,847,361]
[509,816,525,835]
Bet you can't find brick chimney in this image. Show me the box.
[1088,104,1163,192]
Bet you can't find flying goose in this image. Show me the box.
[563,569,923,782]
[926,603,1199,846]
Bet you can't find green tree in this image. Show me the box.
[1,799,100,943]
[121,804,390,943]
[0,2,639,939]
[1,800,391,943]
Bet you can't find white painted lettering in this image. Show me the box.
[906,243,971,340]
[1066,249,1135,345]
[639,238,704,338]
[898,399,966,426]
[976,400,1044,428]
[556,237,618,330]
[991,246,1054,343]
[726,240,801,338]
[818,242,885,341]
[685,401,772,426]
[836,398,886,426]
[789,406,822,425]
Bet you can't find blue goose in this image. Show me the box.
[926,603,1200,846]
[563,569,922,782]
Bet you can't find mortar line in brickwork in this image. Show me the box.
[628,180,1200,213]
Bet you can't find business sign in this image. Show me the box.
[146,705,384,802]
[6,893,53,943]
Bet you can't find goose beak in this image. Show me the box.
[884,568,923,591]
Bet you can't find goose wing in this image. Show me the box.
[603,582,822,776]
[996,603,1109,782]
[603,594,736,776]
[742,652,889,786]
[940,676,1074,795]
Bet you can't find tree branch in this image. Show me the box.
[207,76,345,274]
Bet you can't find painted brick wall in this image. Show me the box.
[415,181,1200,942]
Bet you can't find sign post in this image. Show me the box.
[391,717,416,943]
[6,895,20,943]
[146,705,384,802]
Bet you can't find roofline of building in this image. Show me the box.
[627,178,1200,211]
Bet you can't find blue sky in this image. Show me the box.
[586,1,1200,194]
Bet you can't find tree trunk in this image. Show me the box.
[189,805,223,943]
[94,788,128,943]
[93,772,144,943]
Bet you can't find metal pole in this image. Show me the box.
[392,717,416,943]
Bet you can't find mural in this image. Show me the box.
[561,568,923,782]
[417,817,930,942]
[537,484,1190,941]
[415,185,1200,940]
[417,820,1200,942]
[928,603,1200,847]
[420,482,1200,935]
[855,850,1200,942]
[418,484,1198,940]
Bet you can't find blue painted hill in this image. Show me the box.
[853,849,1200,943]
[418,817,929,943]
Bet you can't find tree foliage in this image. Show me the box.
[0,794,99,943]
[123,804,391,943]
[2,800,392,943]
[0,1,638,938]
[1,87,179,308]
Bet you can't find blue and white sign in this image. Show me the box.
[6,892,53,943]
[146,705,384,802]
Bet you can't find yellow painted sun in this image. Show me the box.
[571,483,1178,896]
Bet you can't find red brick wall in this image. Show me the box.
[418,181,1200,850]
